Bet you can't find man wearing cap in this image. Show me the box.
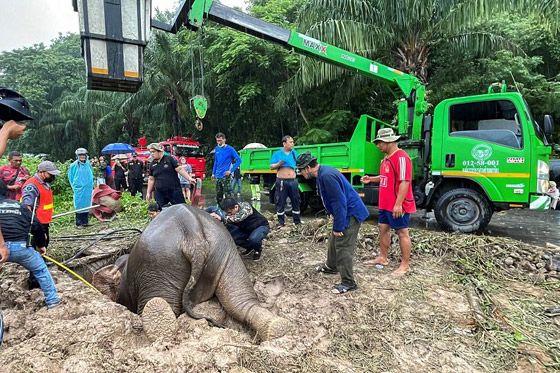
[22,161,61,247]
[0,151,31,201]
[361,128,416,274]
[145,143,191,206]
[296,151,369,294]
[113,156,128,192]
[127,152,145,197]
[68,148,94,228]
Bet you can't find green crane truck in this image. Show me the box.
[73,0,555,233]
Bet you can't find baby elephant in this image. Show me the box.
[93,204,289,341]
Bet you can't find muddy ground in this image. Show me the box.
[1,216,559,372]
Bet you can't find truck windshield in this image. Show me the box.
[175,144,204,157]
[523,98,548,145]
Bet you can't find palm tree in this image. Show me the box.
[290,0,556,89]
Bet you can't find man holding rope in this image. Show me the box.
[0,179,59,309]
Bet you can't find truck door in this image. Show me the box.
[440,98,530,204]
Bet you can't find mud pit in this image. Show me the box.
[1,220,559,372]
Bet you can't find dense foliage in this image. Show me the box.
[0,0,559,164]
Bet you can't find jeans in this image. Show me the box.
[6,241,59,307]
[232,178,242,194]
[275,178,301,225]
[227,225,270,251]
[76,212,89,226]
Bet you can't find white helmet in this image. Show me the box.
[75,148,88,156]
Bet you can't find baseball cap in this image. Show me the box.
[132,152,138,156]
[38,161,61,175]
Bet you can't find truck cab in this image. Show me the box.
[425,92,552,231]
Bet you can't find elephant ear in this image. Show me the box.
[92,264,122,302]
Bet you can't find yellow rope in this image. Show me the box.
[43,255,101,294]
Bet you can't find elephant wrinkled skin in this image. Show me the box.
[93,204,289,341]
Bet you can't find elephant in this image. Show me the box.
[92,204,289,341]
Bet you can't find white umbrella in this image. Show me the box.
[243,143,267,149]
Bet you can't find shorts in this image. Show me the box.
[378,209,410,230]
[181,183,190,188]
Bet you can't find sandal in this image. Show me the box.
[316,264,338,274]
[331,283,357,294]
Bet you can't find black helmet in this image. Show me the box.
[0,87,33,121]
[296,151,317,169]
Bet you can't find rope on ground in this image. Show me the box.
[44,255,101,294]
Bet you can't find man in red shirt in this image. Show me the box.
[361,128,416,274]
[0,151,30,200]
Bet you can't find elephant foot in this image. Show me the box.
[249,310,291,341]
[262,317,291,341]
[142,297,177,342]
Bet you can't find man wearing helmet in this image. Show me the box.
[0,87,32,266]
[296,152,369,294]
[68,148,94,228]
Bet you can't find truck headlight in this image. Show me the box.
[537,160,550,193]
[538,160,549,179]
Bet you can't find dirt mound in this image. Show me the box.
[1,222,559,372]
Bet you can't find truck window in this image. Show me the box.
[449,100,523,149]
[175,144,204,157]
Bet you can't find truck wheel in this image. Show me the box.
[308,194,324,211]
[434,188,493,233]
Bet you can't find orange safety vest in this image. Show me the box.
[23,176,53,224]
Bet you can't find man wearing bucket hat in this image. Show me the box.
[296,151,369,294]
[145,143,191,207]
[361,128,416,274]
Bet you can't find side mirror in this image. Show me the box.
[544,115,554,137]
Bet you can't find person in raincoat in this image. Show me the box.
[68,148,94,228]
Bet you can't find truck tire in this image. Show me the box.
[434,188,493,233]
[308,194,324,211]
[269,188,308,215]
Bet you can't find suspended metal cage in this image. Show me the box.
[72,0,151,93]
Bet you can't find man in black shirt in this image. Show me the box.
[0,179,59,309]
[127,152,145,197]
[145,143,192,207]
[113,157,128,191]
[211,197,270,261]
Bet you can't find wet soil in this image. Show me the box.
[1,218,558,372]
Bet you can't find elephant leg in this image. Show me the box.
[214,254,290,340]
[141,297,177,342]
[180,239,223,327]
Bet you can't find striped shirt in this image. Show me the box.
[378,149,416,213]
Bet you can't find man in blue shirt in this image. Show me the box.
[211,133,242,204]
[270,135,300,228]
[296,152,369,294]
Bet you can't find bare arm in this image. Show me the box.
[270,160,286,170]
[0,120,26,156]
[361,175,381,184]
[0,227,8,264]
[392,180,410,218]
[145,176,155,201]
